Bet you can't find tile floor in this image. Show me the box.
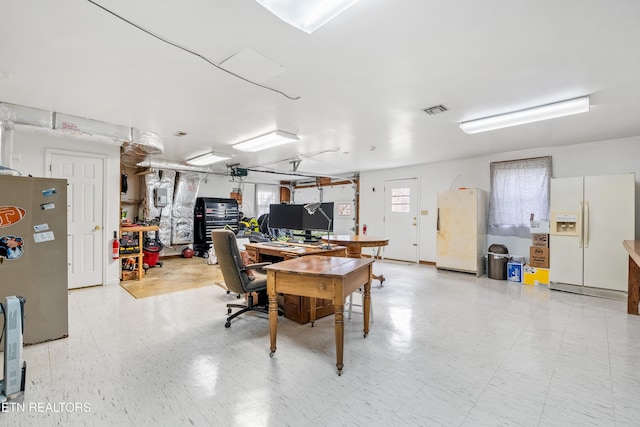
[3,260,640,426]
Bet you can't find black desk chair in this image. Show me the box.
[211,229,271,328]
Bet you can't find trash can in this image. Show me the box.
[488,244,509,280]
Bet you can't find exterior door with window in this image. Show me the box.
[384,178,419,262]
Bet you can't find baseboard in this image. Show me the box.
[549,282,627,301]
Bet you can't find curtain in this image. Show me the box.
[488,156,551,237]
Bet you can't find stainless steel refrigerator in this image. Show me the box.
[436,188,487,276]
[0,175,68,345]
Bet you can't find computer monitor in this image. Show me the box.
[302,202,334,231]
[268,204,304,230]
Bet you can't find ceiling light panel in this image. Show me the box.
[256,0,360,34]
[232,130,299,152]
[186,152,231,166]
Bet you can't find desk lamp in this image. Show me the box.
[303,202,332,249]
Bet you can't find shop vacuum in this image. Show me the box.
[142,231,163,269]
[0,296,26,403]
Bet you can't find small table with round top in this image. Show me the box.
[321,234,389,286]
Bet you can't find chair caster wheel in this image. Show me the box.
[225,322,231,328]
[237,294,241,299]
[269,352,274,358]
[226,290,230,294]
[310,322,315,327]
[227,308,232,314]
[363,333,368,338]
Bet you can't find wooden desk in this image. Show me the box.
[623,240,640,314]
[244,241,346,262]
[265,256,374,376]
[119,225,159,281]
[322,235,389,285]
[245,242,347,324]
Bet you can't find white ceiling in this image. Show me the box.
[2,0,640,178]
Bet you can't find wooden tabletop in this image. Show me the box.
[120,224,159,232]
[624,240,640,266]
[264,255,374,277]
[321,234,389,247]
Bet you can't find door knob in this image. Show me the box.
[94,225,101,231]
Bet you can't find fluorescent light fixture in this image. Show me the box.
[256,0,360,34]
[186,152,231,166]
[459,96,590,134]
[232,130,299,152]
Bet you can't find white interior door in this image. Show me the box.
[50,152,104,289]
[384,178,419,262]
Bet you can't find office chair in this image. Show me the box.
[211,229,271,328]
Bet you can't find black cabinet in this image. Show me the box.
[194,197,239,256]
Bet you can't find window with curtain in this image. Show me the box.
[488,156,552,237]
[255,184,280,217]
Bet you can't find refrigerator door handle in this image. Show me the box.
[584,201,589,248]
[579,201,584,248]
[436,208,440,233]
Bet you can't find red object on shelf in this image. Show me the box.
[112,231,119,260]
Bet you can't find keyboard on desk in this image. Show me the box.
[263,242,291,248]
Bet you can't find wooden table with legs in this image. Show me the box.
[624,240,640,315]
[265,255,374,376]
[244,242,347,324]
[321,235,389,286]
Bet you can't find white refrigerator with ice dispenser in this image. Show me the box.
[549,173,635,298]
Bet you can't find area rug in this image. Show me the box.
[120,256,226,299]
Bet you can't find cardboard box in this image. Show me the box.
[530,220,550,234]
[529,246,549,268]
[120,270,138,281]
[507,262,523,283]
[532,233,549,248]
[523,265,549,285]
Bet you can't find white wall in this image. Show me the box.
[360,136,640,263]
[9,128,122,284]
[11,125,640,275]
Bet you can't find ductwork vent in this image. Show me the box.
[136,158,216,174]
[422,105,448,115]
[0,102,53,128]
[122,129,163,166]
[0,101,163,166]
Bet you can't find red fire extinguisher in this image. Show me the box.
[112,231,119,260]
[363,224,367,235]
